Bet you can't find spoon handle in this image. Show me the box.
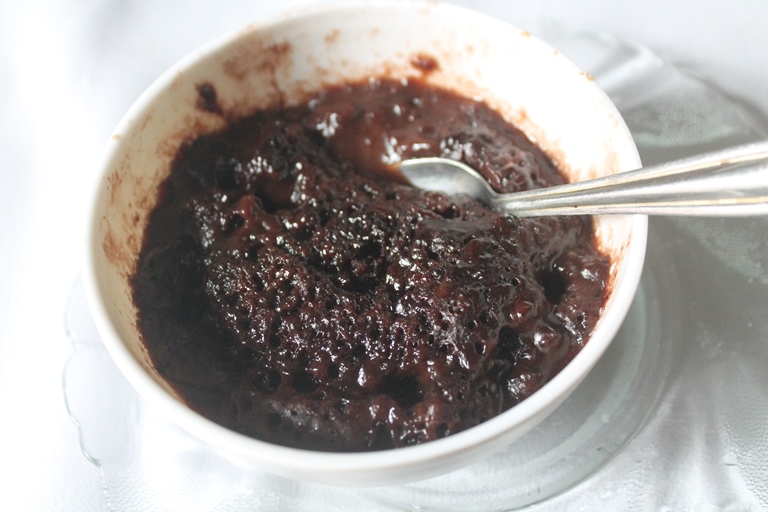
[494,141,768,217]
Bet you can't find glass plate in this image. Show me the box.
[63,32,768,511]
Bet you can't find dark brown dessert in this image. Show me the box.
[132,78,610,452]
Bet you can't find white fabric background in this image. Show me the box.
[1,1,767,510]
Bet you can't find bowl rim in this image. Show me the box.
[83,0,647,484]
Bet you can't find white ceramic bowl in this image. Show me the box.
[84,0,646,487]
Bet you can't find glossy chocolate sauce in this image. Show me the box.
[132,77,610,451]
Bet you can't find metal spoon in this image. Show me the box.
[397,141,768,216]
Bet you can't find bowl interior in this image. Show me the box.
[86,1,645,485]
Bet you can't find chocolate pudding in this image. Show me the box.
[132,77,610,451]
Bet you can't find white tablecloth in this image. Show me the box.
[2,1,767,510]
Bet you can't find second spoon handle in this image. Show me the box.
[495,141,768,217]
